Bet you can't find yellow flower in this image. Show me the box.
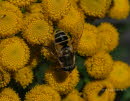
[83,81,116,101]
[0,88,20,101]
[109,0,130,20]
[0,66,10,88]
[97,22,119,52]
[62,89,85,101]
[14,66,33,88]
[0,2,23,38]
[25,85,61,101]
[0,1,23,17]
[45,67,79,95]
[77,23,100,56]
[42,0,71,21]
[6,0,36,7]
[85,51,113,79]
[79,0,112,18]
[0,37,30,71]
[26,3,43,13]
[107,61,130,89]
[23,13,53,45]
[58,6,84,39]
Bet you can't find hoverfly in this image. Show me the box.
[43,8,84,72]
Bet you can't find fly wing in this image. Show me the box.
[43,39,63,66]
[71,15,84,52]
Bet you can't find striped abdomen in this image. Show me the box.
[55,30,68,46]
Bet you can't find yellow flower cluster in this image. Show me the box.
[22,13,53,45]
[79,0,112,18]
[0,37,30,71]
[85,51,113,79]
[0,88,20,101]
[25,85,61,101]
[14,66,33,88]
[107,61,130,89]
[42,0,71,21]
[109,0,130,20]
[77,23,100,56]
[83,81,116,101]
[58,6,84,37]
[0,1,23,38]
[98,22,119,52]
[0,0,129,101]
[45,67,79,95]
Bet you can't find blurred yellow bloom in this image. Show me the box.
[42,0,71,21]
[14,66,33,88]
[58,6,84,39]
[78,23,100,56]
[45,67,79,95]
[26,3,43,13]
[97,22,119,52]
[0,66,10,88]
[79,0,112,18]
[25,85,61,101]
[0,2,23,38]
[6,0,36,7]
[0,37,30,71]
[0,1,23,17]
[0,88,20,101]
[109,0,130,20]
[23,13,53,45]
[85,51,113,79]
[62,89,85,101]
[107,61,130,89]
[83,81,116,101]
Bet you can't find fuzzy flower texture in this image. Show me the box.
[0,0,130,101]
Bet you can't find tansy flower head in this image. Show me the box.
[25,85,61,101]
[23,13,53,45]
[42,0,71,21]
[62,89,85,101]
[79,0,112,18]
[6,0,36,7]
[83,81,116,101]
[0,37,30,71]
[77,23,100,56]
[0,1,23,17]
[26,3,43,13]
[0,66,10,88]
[0,2,23,38]
[85,51,113,79]
[58,6,84,39]
[45,67,79,95]
[0,88,20,101]
[98,22,119,52]
[109,0,130,20]
[14,66,33,88]
[107,61,130,89]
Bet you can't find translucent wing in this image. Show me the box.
[71,16,84,52]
